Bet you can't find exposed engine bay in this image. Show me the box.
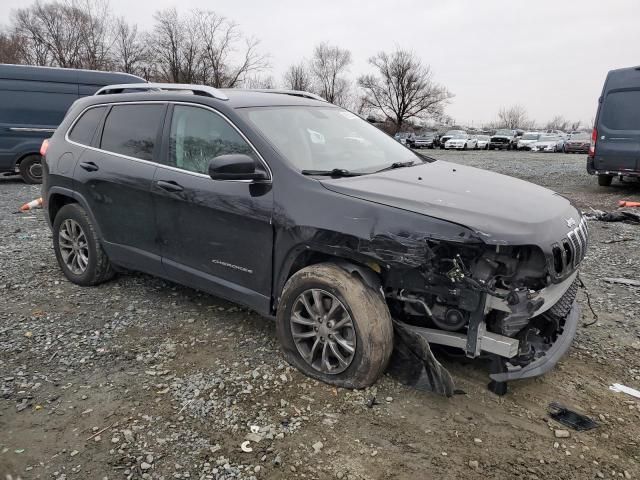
[381,235,584,395]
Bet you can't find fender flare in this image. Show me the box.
[46,187,104,241]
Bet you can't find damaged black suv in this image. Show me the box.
[42,84,587,394]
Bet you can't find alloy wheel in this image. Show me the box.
[290,289,357,374]
[58,219,89,275]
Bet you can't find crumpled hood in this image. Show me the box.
[320,160,579,247]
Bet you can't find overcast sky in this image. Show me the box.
[2,0,639,126]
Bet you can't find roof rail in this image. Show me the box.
[94,83,229,101]
[247,89,326,102]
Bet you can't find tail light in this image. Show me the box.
[40,139,49,157]
[588,128,597,158]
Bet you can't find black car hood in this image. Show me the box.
[320,160,579,247]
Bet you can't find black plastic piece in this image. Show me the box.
[548,402,598,431]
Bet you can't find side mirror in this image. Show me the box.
[208,154,268,181]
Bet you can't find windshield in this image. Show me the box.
[444,130,465,136]
[538,135,559,141]
[570,134,589,140]
[495,129,513,136]
[522,133,539,140]
[477,135,489,140]
[241,106,418,173]
[451,134,467,139]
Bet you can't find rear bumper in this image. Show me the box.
[489,302,580,382]
[587,158,640,177]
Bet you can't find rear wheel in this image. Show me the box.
[276,263,393,389]
[598,174,613,186]
[52,203,115,286]
[19,154,43,184]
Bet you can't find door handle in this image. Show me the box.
[79,161,99,172]
[156,180,184,192]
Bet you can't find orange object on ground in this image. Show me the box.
[618,200,640,208]
[19,197,43,211]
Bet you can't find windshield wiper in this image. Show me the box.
[374,160,415,173]
[301,168,364,177]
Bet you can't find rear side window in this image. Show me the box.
[68,106,106,146]
[601,90,640,130]
[167,105,256,174]
[100,104,164,161]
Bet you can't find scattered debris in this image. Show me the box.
[610,383,640,399]
[603,277,640,287]
[240,441,253,453]
[549,403,598,431]
[618,200,640,208]
[583,208,640,224]
[18,197,43,212]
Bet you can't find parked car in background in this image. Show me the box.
[439,129,466,149]
[412,131,438,149]
[516,132,540,150]
[489,129,517,150]
[394,132,413,146]
[531,134,565,152]
[0,64,145,184]
[588,65,640,186]
[445,133,477,150]
[475,135,490,149]
[564,133,590,153]
[41,83,586,392]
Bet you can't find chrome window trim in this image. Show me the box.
[64,100,273,183]
[10,127,57,133]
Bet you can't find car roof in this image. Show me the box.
[0,64,145,86]
[605,65,640,91]
[74,87,331,110]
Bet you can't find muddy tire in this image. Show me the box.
[19,154,43,184]
[52,203,115,286]
[597,174,613,186]
[276,263,393,389]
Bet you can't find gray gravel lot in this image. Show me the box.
[1,150,640,480]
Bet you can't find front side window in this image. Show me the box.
[100,104,164,161]
[68,106,106,145]
[168,105,256,175]
[240,106,418,173]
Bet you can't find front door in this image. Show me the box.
[152,104,274,312]
[596,89,640,172]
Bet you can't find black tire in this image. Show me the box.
[276,263,393,389]
[485,144,489,150]
[598,174,613,187]
[463,143,467,150]
[18,154,43,184]
[52,203,115,286]
[489,146,494,150]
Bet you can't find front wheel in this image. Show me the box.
[19,154,43,184]
[598,174,613,186]
[53,203,115,286]
[463,143,467,150]
[276,263,393,389]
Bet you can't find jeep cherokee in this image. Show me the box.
[42,84,587,391]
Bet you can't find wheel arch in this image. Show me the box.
[273,246,383,314]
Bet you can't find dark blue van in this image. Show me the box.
[0,64,145,183]
[588,66,640,186]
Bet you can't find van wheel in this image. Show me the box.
[597,175,613,187]
[276,263,393,389]
[19,155,43,184]
[52,203,115,286]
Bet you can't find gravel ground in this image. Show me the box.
[1,150,640,480]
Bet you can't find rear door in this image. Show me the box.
[73,102,167,275]
[152,103,274,312]
[596,88,640,172]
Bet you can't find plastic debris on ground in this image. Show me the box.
[603,277,640,287]
[609,383,640,399]
[548,402,598,431]
[387,321,455,397]
[583,208,640,224]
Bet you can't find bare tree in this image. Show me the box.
[112,17,147,76]
[195,10,268,87]
[310,42,352,105]
[77,0,113,70]
[546,115,569,131]
[496,105,533,130]
[0,30,22,64]
[151,9,185,82]
[358,48,453,132]
[283,62,312,91]
[244,74,275,89]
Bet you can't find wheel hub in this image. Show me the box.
[290,288,357,374]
